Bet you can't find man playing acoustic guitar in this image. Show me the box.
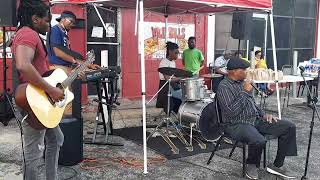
[12,1,64,179]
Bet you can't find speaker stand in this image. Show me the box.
[237,39,241,57]
[0,27,14,125]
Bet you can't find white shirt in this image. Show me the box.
[214,55,229,74]
[159,58,176,80]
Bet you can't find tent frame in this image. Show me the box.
[51,0,278,175]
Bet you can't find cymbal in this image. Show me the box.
[158,67,193,78]
[201,73,223,78]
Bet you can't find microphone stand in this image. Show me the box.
[250,82,268,110]
[301,69,320,180]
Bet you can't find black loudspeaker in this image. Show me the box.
[72,80,82,119]
[0,0,17,27]
[58,80,83,166]
[231,12,253,40]
[58,117,83,166]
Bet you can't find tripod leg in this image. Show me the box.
[302,106,316,179]
[168,118,191,150]
[147,119,165,140]
[158,129,179,154]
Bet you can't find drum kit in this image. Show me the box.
[147,67,221,154]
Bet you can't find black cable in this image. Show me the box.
[4,93,26,180]
[18,123,26,180]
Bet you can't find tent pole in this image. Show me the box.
[135,0,139,35]
[269,12,281,119]
[246,40,249,59]
[139,0,148,174]
[264,14,268,61]
[165,15,168,42]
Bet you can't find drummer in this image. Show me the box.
[156,42,182,113]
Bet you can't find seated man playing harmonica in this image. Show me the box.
[216,57,297,179]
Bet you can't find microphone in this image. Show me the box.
[250,83,268,98]
[299,66,305,73]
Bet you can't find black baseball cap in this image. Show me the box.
[56,11,76,22]
[227,57,250,70]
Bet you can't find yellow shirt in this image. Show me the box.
[255,58,267,69]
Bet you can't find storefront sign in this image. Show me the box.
[144,22,195,59]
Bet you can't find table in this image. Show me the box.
[252,75,314,84]
[253,75,315,114]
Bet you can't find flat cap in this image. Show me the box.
[227,57,250,70]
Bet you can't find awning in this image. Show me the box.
[50,0,272,14]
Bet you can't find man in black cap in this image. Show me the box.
[47,11,99,74]
[47,11,99,115]
[217,57,297,179]
[47,11,78,74]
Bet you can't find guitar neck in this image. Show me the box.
[61,59,91,88]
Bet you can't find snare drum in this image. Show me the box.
[178,99,222,140]
[181,77,205,101]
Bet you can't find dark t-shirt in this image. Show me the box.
[12,27,49,83]
[47,25,71,66]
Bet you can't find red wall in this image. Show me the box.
[121,9,208,99]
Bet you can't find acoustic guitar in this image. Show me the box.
[15,50,95,130]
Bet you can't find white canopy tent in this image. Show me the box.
[51,0,280,174]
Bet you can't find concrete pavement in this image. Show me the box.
[1,96,320,179]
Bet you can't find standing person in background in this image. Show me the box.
[255,50,274,95]
[182,37,204,76]
[12,1,65,179]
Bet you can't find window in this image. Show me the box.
[267,17,292,49]
[295,0,317,18]
[266,50,290,69]
[294,18,315,49]
[273,0,294,16]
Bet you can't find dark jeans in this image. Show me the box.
[225,119,297,167]
[258,83,267,92]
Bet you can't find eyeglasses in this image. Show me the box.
[65,18,75,25]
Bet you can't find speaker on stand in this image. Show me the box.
[231,12,253,56]
[58,80,83,166]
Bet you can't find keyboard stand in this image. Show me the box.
[84,78,123,146]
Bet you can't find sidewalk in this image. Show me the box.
[1,96,320,179]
